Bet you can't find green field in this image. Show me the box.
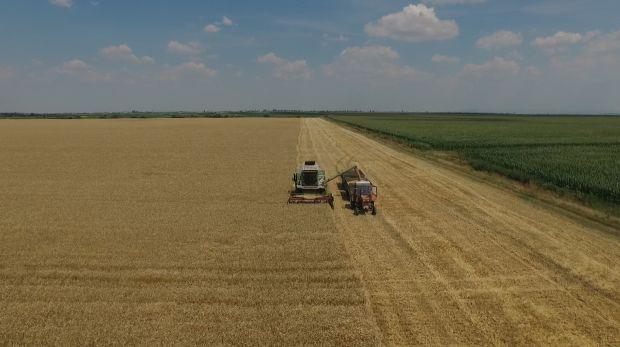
[330,114,620,205]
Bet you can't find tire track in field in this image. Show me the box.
[300,118,620,346]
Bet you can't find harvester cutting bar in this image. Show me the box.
[288,192,334,206]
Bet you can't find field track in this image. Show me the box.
[301,118,619,345]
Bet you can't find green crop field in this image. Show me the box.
[330,114,620,205]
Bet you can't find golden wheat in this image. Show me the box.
[0,118,378,345]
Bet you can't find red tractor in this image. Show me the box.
[339,166,378,215]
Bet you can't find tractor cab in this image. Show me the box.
[353,180,375,197]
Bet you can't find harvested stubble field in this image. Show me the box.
[1,117,619,345]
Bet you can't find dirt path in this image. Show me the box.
[299,118,620,346]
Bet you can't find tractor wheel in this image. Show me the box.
[371,203,377,215]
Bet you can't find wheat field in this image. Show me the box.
[0,119,378,345]
[2,118,618,345]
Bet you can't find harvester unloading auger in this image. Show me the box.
[288,161,378,215]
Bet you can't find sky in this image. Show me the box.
[1,0,619,113]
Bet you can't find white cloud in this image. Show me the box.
[100,44,153,64]
[204,24,221,33]
[423,0,485,5]
[257,53,284,64]
[58,59,88,72]
[203,17,232,33]
[50,0,73,8]
[338,46,401,61]
[55,59,109,82]
[324,45,425,80]
[584,30,620,54]
[460,57,520,77]
[550,30,620,73]
[275,61,312,80]
[476,30,523,50]
[257,53,312,80]
[222,16,233,26]
[364,4,459,42]
[532,31,583,51]
[162,62,217,80]
[431,54,459,63]
[167,41,203,55]
[141,56,155,64]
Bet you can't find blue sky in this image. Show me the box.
[1,0,619,113]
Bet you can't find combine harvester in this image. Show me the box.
[288,161,334,206]
[288,161,378,216]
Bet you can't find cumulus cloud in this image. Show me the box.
[257,53,285,64]
[431,54,459,63]
[57,59,88,73]
[141,56,155,64]
[162,62,217,80]
[204,24,221,33]
[423,0,485,5]
[257,53,312,80]
[50,0,73,8]
[364,4,459,42]
[100,44,153,64]
[532,31,583,53]
[204,17,233,33]
[476,30,523,50]
[324,45,425,80]
[460,57,520,78]
[167,41,203,55]
[55,59,109,82]
[337,46,401,61]
[222,16,233,26]
[550,30,620,73]
[584,30,620,54]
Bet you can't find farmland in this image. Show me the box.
[0,119,378,344]
[1,117,619,345]
[330,114,620,206]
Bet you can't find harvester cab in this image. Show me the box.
[293,161,326,192]
[288,161,334,206]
